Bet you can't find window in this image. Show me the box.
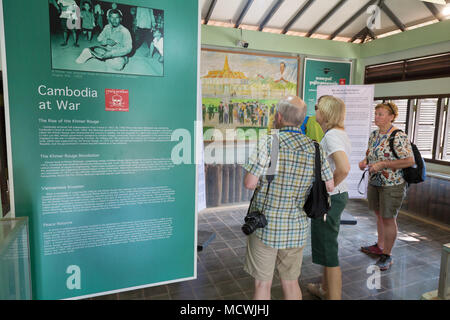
[370,100,383,133]
[391,99,408,132]
[365,61,404,84]
[413,98,438,159]
[370,99,408,133]
[365,52,450,84]
[440,98,450,161]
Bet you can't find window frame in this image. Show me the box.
[375,94,450,166]
[365,51,450,84]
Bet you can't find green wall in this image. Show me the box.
[356,20,450,97]
[201,25,361,59]
[202,21,450,97]
[359,19,450,58]
[201,21,450,174]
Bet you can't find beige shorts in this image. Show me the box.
[244,234,304,281]
[367,183,407,218]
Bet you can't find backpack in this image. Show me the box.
[304,142,331,220]
[388,129,426,184]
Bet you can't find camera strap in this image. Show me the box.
[258,174,273,214]
[254,134,279,215]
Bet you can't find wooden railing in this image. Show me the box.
[204,164,252,207]
[401,174,450,225]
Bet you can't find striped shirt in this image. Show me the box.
[243,126,333,249]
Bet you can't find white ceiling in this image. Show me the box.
[200,0,450,43]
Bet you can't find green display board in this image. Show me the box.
[0,0,198,299]
[303,58,352,116]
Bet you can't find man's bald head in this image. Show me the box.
[275,95,307,128]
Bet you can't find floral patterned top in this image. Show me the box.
[366,128,413,186]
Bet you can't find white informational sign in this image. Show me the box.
[317,85,374,199]
[197,132,207,211]
[196,101,206,212]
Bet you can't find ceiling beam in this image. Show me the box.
[349,27,369,43]
[306,0,347,37]
[423,1,443,21]
[329,0,378,40]
[258,0,285,31]
[204,0,217,25]
[379,2,406,31]
[422,0,446,4]
[366,27,377,40]
[234,0,255,28]
[281,0,315,34]
[362,32,369,44]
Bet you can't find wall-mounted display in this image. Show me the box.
[1,0,197,299]
[303,58,352,116]
[201,49,300,141]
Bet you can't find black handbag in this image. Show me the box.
[303,142,331,220]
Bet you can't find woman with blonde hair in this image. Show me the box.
[359,102,414,271]
[307,95,351,300]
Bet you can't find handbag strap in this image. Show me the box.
[313,142,321,182]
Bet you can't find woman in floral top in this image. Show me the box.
[358,102,414,271]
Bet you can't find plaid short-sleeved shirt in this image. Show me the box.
[243,126,333,249]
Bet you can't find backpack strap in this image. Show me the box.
[388,129,403,159]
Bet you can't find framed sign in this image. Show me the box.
[303,58,352,116]
[1,0,198,299]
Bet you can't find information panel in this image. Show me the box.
[0,0,198,299]
[303,58,352,116]
[317,85,374,199]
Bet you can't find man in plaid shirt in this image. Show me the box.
[243,96,334,300]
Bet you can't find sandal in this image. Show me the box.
[307,283,326,300]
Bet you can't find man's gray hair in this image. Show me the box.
[276,99,306,126]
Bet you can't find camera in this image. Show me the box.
[236,40,249,48]
[241,210,267,235]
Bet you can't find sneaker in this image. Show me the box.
[307,283,326,300]
[376,254,393,271]
[361,243,383,255]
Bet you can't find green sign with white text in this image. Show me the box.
[1,0,198,299]
[303,58,352,116]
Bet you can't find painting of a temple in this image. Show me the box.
[201,53,298,100]
[202,56,251,98]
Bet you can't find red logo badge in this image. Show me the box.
[105,89,129,112]
[339,79,346,85]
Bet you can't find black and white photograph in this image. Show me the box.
[48,0,164,76]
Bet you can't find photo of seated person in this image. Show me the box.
[76,9,132,71]
[49,0,164,76]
